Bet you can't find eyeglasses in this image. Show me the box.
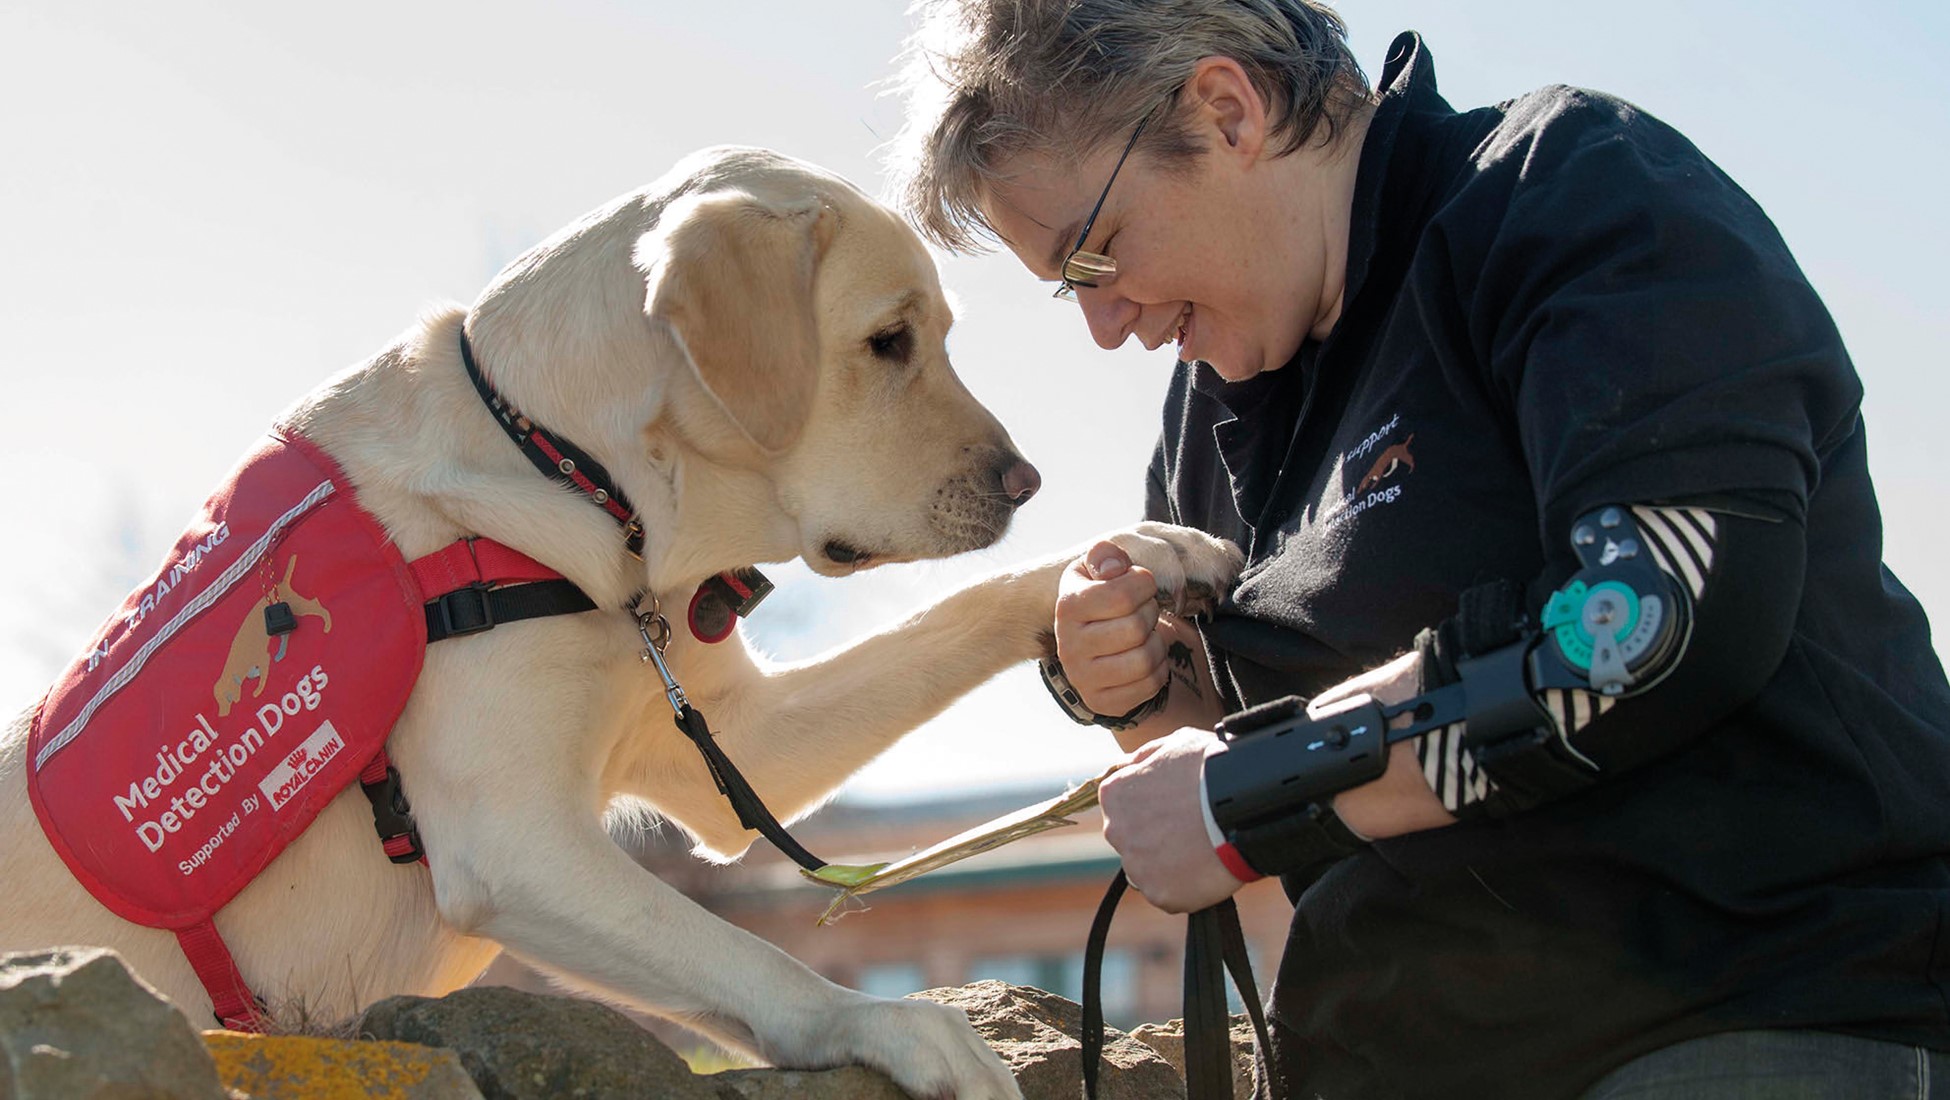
[1052,106,1157,303]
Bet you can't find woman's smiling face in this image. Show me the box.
[977,57,1366,382]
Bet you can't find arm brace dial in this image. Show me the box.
[1203,505,1694,876]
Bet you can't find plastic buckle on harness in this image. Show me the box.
[360,765,425,865]
[431,582,495,638]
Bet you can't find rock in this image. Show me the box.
[916,980,1186,1100]
[357,985,718,1100]
[1128,1016,1259,1100]
[359,981,1194,1100]
[204,1032,484,1099]
[0,946,228,1100]
[708,1065,909,1100]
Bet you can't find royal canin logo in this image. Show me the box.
[257,721,345,811]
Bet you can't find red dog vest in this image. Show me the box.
[28,429,572,1028]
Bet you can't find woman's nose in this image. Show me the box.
[1079,289,1137,351]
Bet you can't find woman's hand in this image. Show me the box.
[1098,727,1245,914]
[1054,541,1170,719]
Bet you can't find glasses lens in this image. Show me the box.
[1062,250,1117,288]
[1053,282,1080,304]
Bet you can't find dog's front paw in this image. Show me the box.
[1102,521,1244,617]
[788,995,1020,1100]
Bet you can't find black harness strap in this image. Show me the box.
[1082,871,1280,1100]
[424,579,597,642]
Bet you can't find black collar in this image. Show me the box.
[459,328,646,558]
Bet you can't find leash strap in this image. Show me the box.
[673,703,828,873]
[459,330,645,557]
[1080,870,1129,1100]
[460,326,827,885]
[1217,895,1275,1096]
[1081,871,1281,1100]
[1183,906,1234,1098]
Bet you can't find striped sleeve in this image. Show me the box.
[1415,505,1721,814]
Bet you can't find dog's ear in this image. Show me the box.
[636,189,836,454]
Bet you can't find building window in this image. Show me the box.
[970,951,1139,1026]
[969,954,1045,991]
[1224,943,1262,1016]
[856,962,927,1000]
[1085,950,1139,1027]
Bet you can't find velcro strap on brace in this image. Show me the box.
[1416,578,1529,691]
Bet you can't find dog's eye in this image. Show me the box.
[867,325,914,364]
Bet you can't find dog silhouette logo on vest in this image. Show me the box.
[212,555,333,717]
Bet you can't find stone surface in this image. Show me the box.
[204,1032,483,1099]
[708,1065,909,1100]
[916,980,1186,1100]
[1128,1016,1259,1100]
[358,985,720,1100]
[0,946,228,1100]
[359,981,1200,1100]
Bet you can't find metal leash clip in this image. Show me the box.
[633,595,688,716]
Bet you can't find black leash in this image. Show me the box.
[673,702,828,872]
[631,594,829,873]
[1081,871,1279,1100]
[460,325,829,874]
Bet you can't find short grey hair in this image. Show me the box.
[888,0,1369,252]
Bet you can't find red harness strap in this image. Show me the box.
[194,536,582,1030]
[408,538,565,596]
[177,920,260,1031]
[358,539,575,868]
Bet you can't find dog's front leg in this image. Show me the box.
[426,807,1019,1099]
[649,522,1243,856]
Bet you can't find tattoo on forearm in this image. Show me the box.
[1167,640,1202,700]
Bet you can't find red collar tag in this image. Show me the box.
[686,567,773,643]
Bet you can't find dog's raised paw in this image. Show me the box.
[1103,521,1244,617]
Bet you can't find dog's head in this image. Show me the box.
[466,148,1037,580]
[633,149,1039,576]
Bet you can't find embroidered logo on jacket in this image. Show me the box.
[1322,415,1418,534]
[1356,434,1416,493]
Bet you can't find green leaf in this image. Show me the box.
[800,862,889,888]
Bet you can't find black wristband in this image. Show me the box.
[1223,801,1367,882]
[1038,656,1168,732]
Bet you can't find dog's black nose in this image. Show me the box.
[1002,460,1041,507]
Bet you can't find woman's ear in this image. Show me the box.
[1185,56,1270,161]
[635,189,837,453]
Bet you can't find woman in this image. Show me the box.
[890,2,1950,1098]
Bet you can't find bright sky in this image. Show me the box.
[2,2,1944,800]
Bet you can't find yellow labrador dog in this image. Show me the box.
[0,147,1238,1099]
